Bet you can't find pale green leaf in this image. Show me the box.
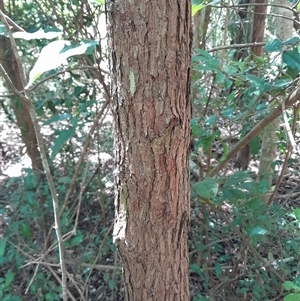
[294,208,300,220]
[192,4,205,16]
[284,293,300,301]
[25,40,98,89]
[283,281,300,291]
[91,0,105,4]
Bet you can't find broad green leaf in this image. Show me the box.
[215,71,226,84]
[70,235,83,247]
[223,187,246,200]
[264,39,282,52]
[0,238,7,256]
[273,78,292,89]
[189,263,202,277]
[51,127,76,159]
[192,4,205,16]
[192,177,219,199]
[25,40,98,89]
[283,281,300,291]
[5,272,15,286]
[283,49,300,72]
[293,208,300,220]
[223,171,251,187]
[246,226,268,237]
[45,293,54,301]
[19,221,31,239]
[284,293,300,301]
[283,37,300,46]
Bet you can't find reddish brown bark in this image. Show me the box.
[108,1,191,300]
[251,0,267,57]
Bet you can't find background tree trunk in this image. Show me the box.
[258,0,293,191]
[108,1,191,300]
[0,1,50,248]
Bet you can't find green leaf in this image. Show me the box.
[70,235,83,247]
[192,177,219,199]
[215,71,226,84]
[25,40,98,89]
[0,238,7,257]
[45,293,54,301]
[219,142,228,161]
[108,279,115,290]
[294,208,300,220]
[284,293,300,301]
[192,4,206,16]
[19,221,31,239]
[91,0,105,4]
[246,226,268,237]
[51,127,76,159]
[274,78,292,89]
[223,188,245,200]
[283,281,300,291]
[215,262,222,277]
[249,136,260,155]
[5,272,15,286]
[282,49,300,72]
[283,37,300,46]
[189,263,202,277]
[264,39,282,52]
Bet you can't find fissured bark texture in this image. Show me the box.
[108,1,191,300]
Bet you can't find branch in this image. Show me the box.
[208,42,265,53]
[208,87,300,177]
[0,11,68,301]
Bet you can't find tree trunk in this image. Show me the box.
[108,1,191,300]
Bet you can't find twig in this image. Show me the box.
[203,200,285,283]
[0,11,25,32]
[208,87,300,177]
[0,12,68,301]
[208,42,265,53]
[268,103,298,205]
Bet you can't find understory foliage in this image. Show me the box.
[0,0,300,300]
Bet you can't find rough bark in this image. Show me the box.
[108,1,191,300]
[251,0,267,57]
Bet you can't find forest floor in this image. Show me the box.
[1,114,300,300]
